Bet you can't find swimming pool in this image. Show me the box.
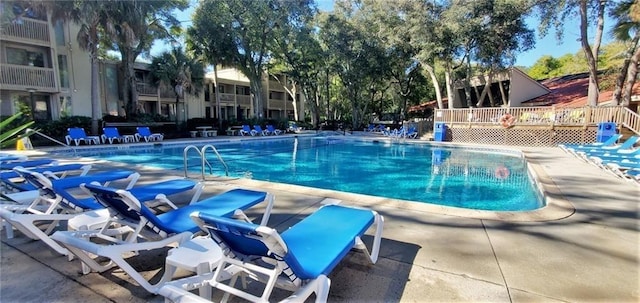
[53,136,544,211]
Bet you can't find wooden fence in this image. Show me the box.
[430,106,639,146]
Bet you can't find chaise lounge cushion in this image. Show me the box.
[281,205,375,279]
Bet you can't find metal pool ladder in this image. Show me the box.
[183,144,229,180]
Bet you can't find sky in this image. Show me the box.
[150,0,614,68]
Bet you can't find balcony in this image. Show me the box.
[1,17,50,46]
[269,100,286,109]
[0,64,57,92]
[136,83,175,99]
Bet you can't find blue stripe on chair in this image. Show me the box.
[281,205,375,279]
[154,189,267,234]
[0,159,56,170]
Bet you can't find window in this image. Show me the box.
[6,47,45,67]
[54,20,65,46]
[58,55,69,88]
[59,96,72,117]
[236,86,250,95]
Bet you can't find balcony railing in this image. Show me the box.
[269,100,286,109]
[0,64,57,92]
[1,17,50,44]
[136,83,175,99]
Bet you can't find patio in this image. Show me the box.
[1,144,638,302]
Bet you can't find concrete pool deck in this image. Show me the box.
[1,139,638,302]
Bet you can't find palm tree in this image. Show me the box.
[149,47,204,127]
[48,1,109,135]
[103,0,187,120]
[186,20,236,129]
[7,1,108,135]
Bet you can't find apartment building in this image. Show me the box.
[203,69,305,122]
[1,6,303,124]
[0,8,91,120]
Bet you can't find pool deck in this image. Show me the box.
[1,134,638,302]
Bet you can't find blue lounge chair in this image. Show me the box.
[403,126,419,139]
[559,134,623,153]
[239,125,252,136]
[50,184,274,293]
[252,125,267,136]
[65,127,100,146]
[574,136,640,160]
[0,168,140,255]
[1,163,91,193]
[159,203,383,303]
[0,159,57,171]
[266,124,282,135]
[101,127,125,144]
[0,154,28,162]
[135,126,164,142]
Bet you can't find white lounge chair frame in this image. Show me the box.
[159,203,383,303]
[51,185,274,294]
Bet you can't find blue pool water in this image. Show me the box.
[55,137,544,211]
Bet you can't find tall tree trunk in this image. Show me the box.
[444,66,455,109]
[212,64,222,129]
[325,68,330,122]
[90,51,100,135]
[580,0,605,107]
[476,71,494,108]
[464,54,473,107]
[622,46,640,106]
[613,34,639,105]
[249,78,264,118]
[499,80,508,106]
[425,64,443,109]
[271,74,299,121]
[121,51,137,120]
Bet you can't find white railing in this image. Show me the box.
[0,64,56,90]
[220,93,235,102]
[434,106,631,127]
[621,107,640,135]
[1,17,50,43]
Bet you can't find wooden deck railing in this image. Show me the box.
[620,107,640,135]
[434,106,637,130]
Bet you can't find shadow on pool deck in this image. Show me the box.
[1,141,638,302]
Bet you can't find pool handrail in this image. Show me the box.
[183,145,229,180]
[202,144,229,177]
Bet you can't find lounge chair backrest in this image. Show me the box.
[137,126,152,137]
[68,127,88,139]
[619,136,639,149]
[600,134,622,146]
[13,167,58,201]
[242,125,251,132]
[15,168,137,212]
[83,183,143,221]
[196,213,273,258]
[84,182,182,238]
[103,127,121,138]
[254,125,263,132]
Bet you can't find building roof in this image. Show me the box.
[523,72,640,107]
[409,71,639,113]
